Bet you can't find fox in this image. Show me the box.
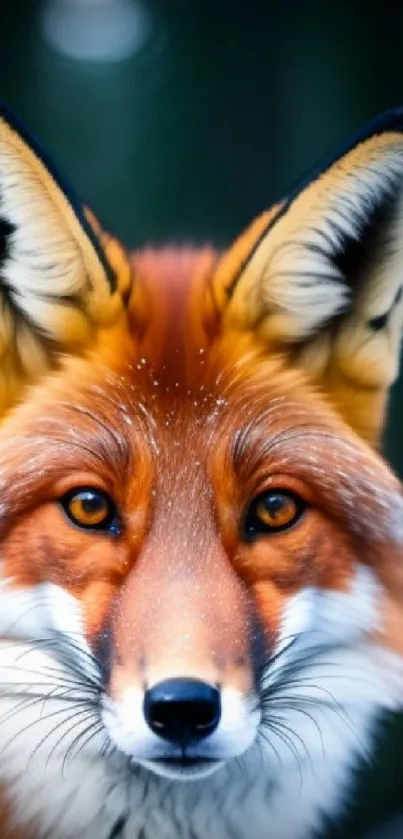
[0,103,401,839]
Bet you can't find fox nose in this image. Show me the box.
[143,678,221,746]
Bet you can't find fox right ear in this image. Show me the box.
[212,108,403,444]
[0,105,130,412]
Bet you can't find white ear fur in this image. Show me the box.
[0,107,124,402]
[216,110,403,441]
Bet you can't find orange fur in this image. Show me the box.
[0,250,402,696]
[0,236,401,839]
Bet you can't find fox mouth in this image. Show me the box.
[137,755,226,780]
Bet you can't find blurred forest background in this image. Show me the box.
[0,1,403,837]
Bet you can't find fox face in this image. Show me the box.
[0,105,402,839]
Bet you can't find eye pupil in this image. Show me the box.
[263,494,286,514]
[81,492,103,513]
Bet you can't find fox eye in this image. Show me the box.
[60,488,119,533]
[243,490,306,540]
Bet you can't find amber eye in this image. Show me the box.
[243,490,306,540]
[60,487,119,533]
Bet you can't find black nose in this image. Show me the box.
[143,678,221,747]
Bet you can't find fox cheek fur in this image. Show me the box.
[0,103,402,838]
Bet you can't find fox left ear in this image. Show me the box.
[0,105,130,412]
[213,108,403,444]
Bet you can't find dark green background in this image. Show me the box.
[0,2,403,836]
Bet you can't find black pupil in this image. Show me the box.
[263,494,287,514]
[80,492,105,514]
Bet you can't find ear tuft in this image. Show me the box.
[0,104,129,412]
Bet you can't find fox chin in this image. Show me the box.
[0,103,402,838]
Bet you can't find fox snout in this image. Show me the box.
[101,531,261,778]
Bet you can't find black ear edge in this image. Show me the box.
[283,105,403,208]
[226,106,403,300]
[0,102,117,293]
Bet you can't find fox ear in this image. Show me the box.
[213,108,403,443]
[0,105,127,410]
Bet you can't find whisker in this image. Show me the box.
[259,720,304,791]
[0,682,92,730]
[269,692,370,759]
[63,720,104,769]
[27,708,100,772]
[262,701,326,758]
[0,664,99,695]
[7,637,99,680]
[267,713,313,767]
[45,713,102,770]
[0,694,97,758]
[255,725,284,772]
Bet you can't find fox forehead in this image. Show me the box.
[0,297,400,554]
[0,252,393,492]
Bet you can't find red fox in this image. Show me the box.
[0,104,401,839]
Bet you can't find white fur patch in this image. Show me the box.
[102,685,259,769]
[0,569,401,839]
